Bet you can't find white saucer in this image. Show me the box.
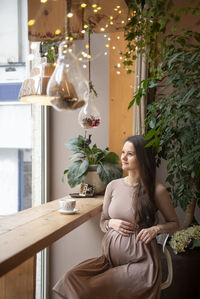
[58,208,79,215]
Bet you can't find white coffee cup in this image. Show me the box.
[59,198,76,211]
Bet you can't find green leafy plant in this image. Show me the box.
[40,41,58,63]
[124,0,200,229]
[145,36,200,212]
[64,135,122,188]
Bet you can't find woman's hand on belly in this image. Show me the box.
[108,219,137,237]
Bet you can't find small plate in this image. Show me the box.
[58,208,79,215]
[69,193,94,198]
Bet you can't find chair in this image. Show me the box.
[160,234,173,290]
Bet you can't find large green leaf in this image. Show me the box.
[69,152,86,160]
[67,160,88,187]
[97,164,122,185]
[102,152,120,164]
[67,171,86,188]
[65,136,85,151]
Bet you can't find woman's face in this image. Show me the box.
[121,141,139,172]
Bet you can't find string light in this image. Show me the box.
[81,3,87,8]
[118,10,122,14]
[84,24,88,29]
[112,46,116,50]
[85,44,89,49]
[116,71,120,75]
[117,36,120,40]
[104,34,107,37]
[121,20,125,24]
[67,12,73,18]
[117,5,120,8]
[81,30,86,33]
[40,0,48,3]
[28,19,35,26]
[105,24,109,28]
[108,37,111,41]
[83,64,87,68]
[55,29,61,35]
[105,44,109,48]
[79,57,83,61]
[97,7,102,10]
[110,16,113,20]
[110,21,113,25]
[104,52,108,55]
[117,63,121,67]
[93,9,98,13]
[92,4,97,8]
[81,51,88,57]
[101,27,105,32]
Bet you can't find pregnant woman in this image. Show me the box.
[53,135,179,299]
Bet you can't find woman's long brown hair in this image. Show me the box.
[125,135,156,227]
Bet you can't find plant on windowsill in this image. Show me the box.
[63,135,123,194]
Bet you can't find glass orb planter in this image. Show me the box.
[47,40,88,111]
[78,90,101,129]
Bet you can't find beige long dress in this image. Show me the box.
[53,178,161,299]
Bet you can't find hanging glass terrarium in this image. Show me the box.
[46,40,87,111]
[78,24,101,129]
[78,83,101,129]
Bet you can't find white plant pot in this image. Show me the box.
[84,165,106,195]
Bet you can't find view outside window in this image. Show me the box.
[0,105,32,215]
[0,1,45,298]
[0,0,32,216]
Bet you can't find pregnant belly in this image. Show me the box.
[102,229,143,267]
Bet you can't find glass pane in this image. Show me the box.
[0,104,32,215]
[0,1,46,298]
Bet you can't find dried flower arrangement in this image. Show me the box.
[169,225,200,254]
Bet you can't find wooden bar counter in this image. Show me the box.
[0,196,103,298]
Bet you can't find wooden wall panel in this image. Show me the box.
[109,32,135,158]
[0,256,36,299]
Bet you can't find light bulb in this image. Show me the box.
[47,40,88,111]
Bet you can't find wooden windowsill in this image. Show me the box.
[0,196,103,277]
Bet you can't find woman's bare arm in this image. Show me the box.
[154,182,179,234]
[136,183,179,244]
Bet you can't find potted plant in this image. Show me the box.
[64,135,122,194]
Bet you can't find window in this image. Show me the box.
[0,1,48,298]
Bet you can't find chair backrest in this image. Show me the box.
[160,234,173,290]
